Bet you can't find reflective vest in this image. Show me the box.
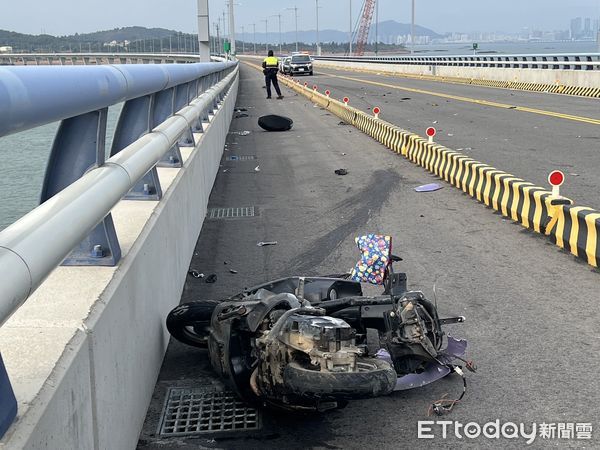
[264,56,279,68]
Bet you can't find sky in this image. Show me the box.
[1,0,599,36]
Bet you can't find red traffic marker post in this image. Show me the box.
[325,90,331,97]
[313,85,318,91]
[426,126,436,143]
[548,170,565,197]
[343,96,349,106]
[304,81,309,87]
[373,106,381,119]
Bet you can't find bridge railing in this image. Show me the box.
[316,53,600,70]
[0,52,203,65]
[0,60,238,328]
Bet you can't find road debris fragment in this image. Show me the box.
[205,274,218,283]
[257,241,278,247]
[415,183,443,192]
[188,270,205,278]
[335,169,349,176]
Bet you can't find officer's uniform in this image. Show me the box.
[262,55,283,99]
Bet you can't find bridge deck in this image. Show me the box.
[137,64,600,449]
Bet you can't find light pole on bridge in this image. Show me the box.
[286,6,299,53]
[271,14,282,55]
[411,0,415,54]
[241,25,245,53]
[196,0,210,61]
[252,23,256,54]
[228,0,236,54]
[262,18,268,54]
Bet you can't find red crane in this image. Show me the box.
[354,0,376,56]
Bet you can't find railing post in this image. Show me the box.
[0,352,17,439]
[154,88,184,168]
[110,95,163,200]
[41,108,121,265]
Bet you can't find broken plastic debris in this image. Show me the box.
[205,274,218,283]
[254,165,261,172]
[338,121,348,126]
[341,152,347,156]
[432,120,438,124]
[447,133,454,137]
[229,269,238,274]
[334,169,348,176]
[415,183,443,192]
[188,270,205,279]
[234,112,249,118]
[257,241,278,247]
[229,131,251,136]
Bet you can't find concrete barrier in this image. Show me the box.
[0,73,239,449]
[266,65,600,268]
[313,60,600,98]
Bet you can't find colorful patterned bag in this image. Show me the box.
[350,234,392,285]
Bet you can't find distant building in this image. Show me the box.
[584,18,591,35]
[570,17,582,39]
[0,46,13,53]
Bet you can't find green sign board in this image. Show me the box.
[472,43,479,50]
[223,41,231,52]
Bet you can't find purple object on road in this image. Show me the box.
[376,336,468,391]
[414,183,443,192]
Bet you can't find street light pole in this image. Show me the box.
[241,25,245,53]
[411,0,415,54]
[286,6,299,53]
[228,0,236,54]
[252,23,256,54]
[349,0,353,55]
[262,19,268,53]
[315,0,320,55]
[375,0,379,55]
[196,0,210,60]
[271,14,282,54]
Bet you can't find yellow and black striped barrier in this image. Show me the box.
[245,61,600,267]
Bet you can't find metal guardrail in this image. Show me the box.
[315,53,600,70]
[0,52,203,65]
[0,61,238,327]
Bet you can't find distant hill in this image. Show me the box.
[239,20,441,45]
[1,22,440,52]
[0,27,196,52]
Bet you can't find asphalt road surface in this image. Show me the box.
[310,64,600,211]
[137,64,600,450]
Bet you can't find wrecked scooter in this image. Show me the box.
[167,234,474,413]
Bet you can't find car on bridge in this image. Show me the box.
[288,54,313,76]
[279,56,292,74]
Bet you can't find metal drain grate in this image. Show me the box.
[207,206,255,219]
[226,155,257,161]
[158,388,260,437]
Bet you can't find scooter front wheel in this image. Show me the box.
[283,358,396,399]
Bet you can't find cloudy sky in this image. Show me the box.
[2,0,599,36]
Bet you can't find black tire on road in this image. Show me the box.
[283,358,396,399]
[166,300,219,348]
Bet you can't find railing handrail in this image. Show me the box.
[0,62,232,138]
[0,62,239,327]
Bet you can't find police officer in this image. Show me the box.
[262,50,284,100]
